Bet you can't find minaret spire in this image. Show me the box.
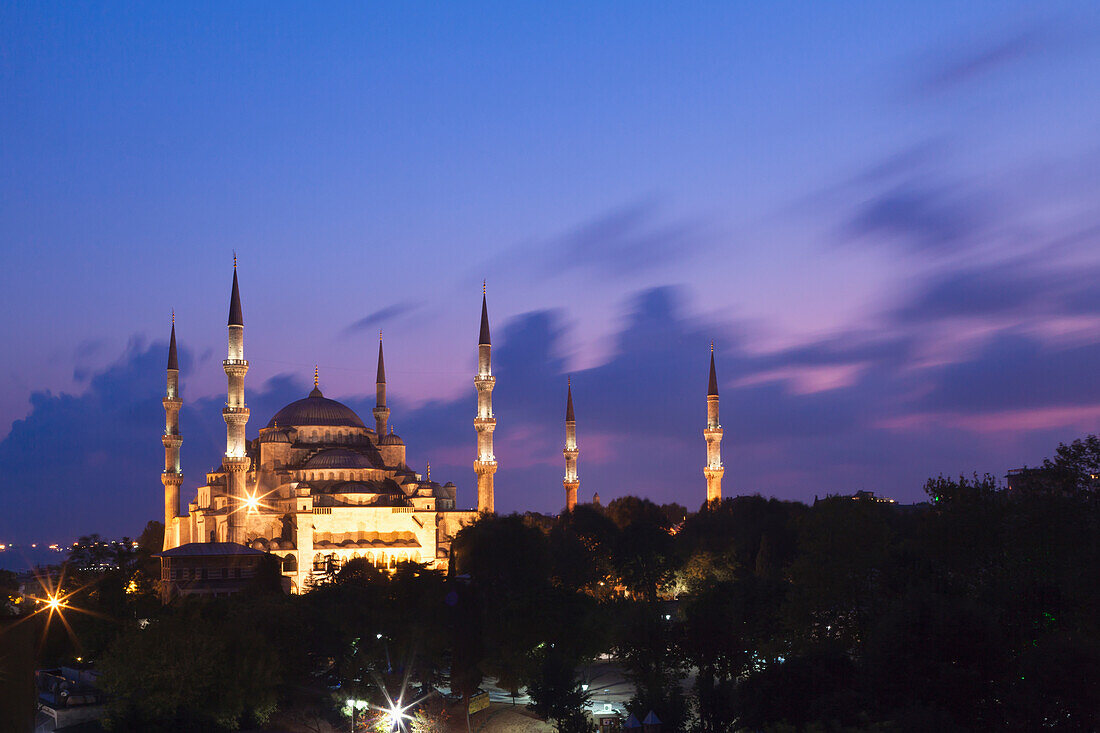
[479,281,491,346]
[228,256,243,327]
[373,330,390,436]
[161,313,184,550]
[563,377,579,511]
[474,282,497,512]
[167,310,179,371]
[704,342,724,504]
[223,258,251,544]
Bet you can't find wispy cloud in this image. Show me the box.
[916,29,1050,95]
[498,199,709,280]
[342,302,418,336]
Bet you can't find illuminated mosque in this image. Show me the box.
[159,263,725,592]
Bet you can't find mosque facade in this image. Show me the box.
[159,264,724,594]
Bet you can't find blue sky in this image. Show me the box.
[3,2,1100,545]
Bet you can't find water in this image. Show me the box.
[0,545,70,572]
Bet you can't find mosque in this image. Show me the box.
[158,263,725,594]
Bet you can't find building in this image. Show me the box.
[160,262,491,593]
[159,263,727,594]
[155,542,273,600]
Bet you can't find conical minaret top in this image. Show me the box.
[474,281,497,512]
[479,280,491,346]
[228,255,243,327]
[566,377,575,422]
[563,377,579,511]
[704,342,724,504]
[708,342,719,399]
[373,331,390,436]
[167,311,179,371]
[376,331,387,383]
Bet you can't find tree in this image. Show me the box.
[526,646,595,733]
[614,520,675,602]
[735,646,866,730]
[680,577,785,732]
[614,602,690,732]
[1041,434,1100,494]
[605,496,670,531]
[549,505,619,593]
[782,496,898,650]
[100,601,281,730]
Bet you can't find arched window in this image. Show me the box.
[283,554,298,572]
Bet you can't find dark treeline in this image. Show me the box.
[5,437,1100,731]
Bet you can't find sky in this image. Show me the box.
[3,1,1100,546]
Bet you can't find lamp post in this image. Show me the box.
[377,632,392,673]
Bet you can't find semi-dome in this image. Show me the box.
[266,386,366,429]
[304,448,375,470]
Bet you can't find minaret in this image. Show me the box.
[373,330,390,436]
[704,343,724,503]
[223,257,251,544]
[563,378,579,512]
[474,282,497,513]
[161,312,184,550]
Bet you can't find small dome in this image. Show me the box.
[260,428,291,443]
[267,387,365,429]
[304,449,375,470]
[379,433,404,446]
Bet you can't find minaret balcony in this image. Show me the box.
[161,470,184,483]
[223,360,249,377]
[223,406,250,424]
[162,397,182,409]
[223,455,251,472]
[162,434,183,446]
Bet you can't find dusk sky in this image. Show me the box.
[4,2,1100,546]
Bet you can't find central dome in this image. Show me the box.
[266,387,366,429]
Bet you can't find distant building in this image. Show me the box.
[814,491,897,505]
[154,542,271,601]
[1004,466,1098,496]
